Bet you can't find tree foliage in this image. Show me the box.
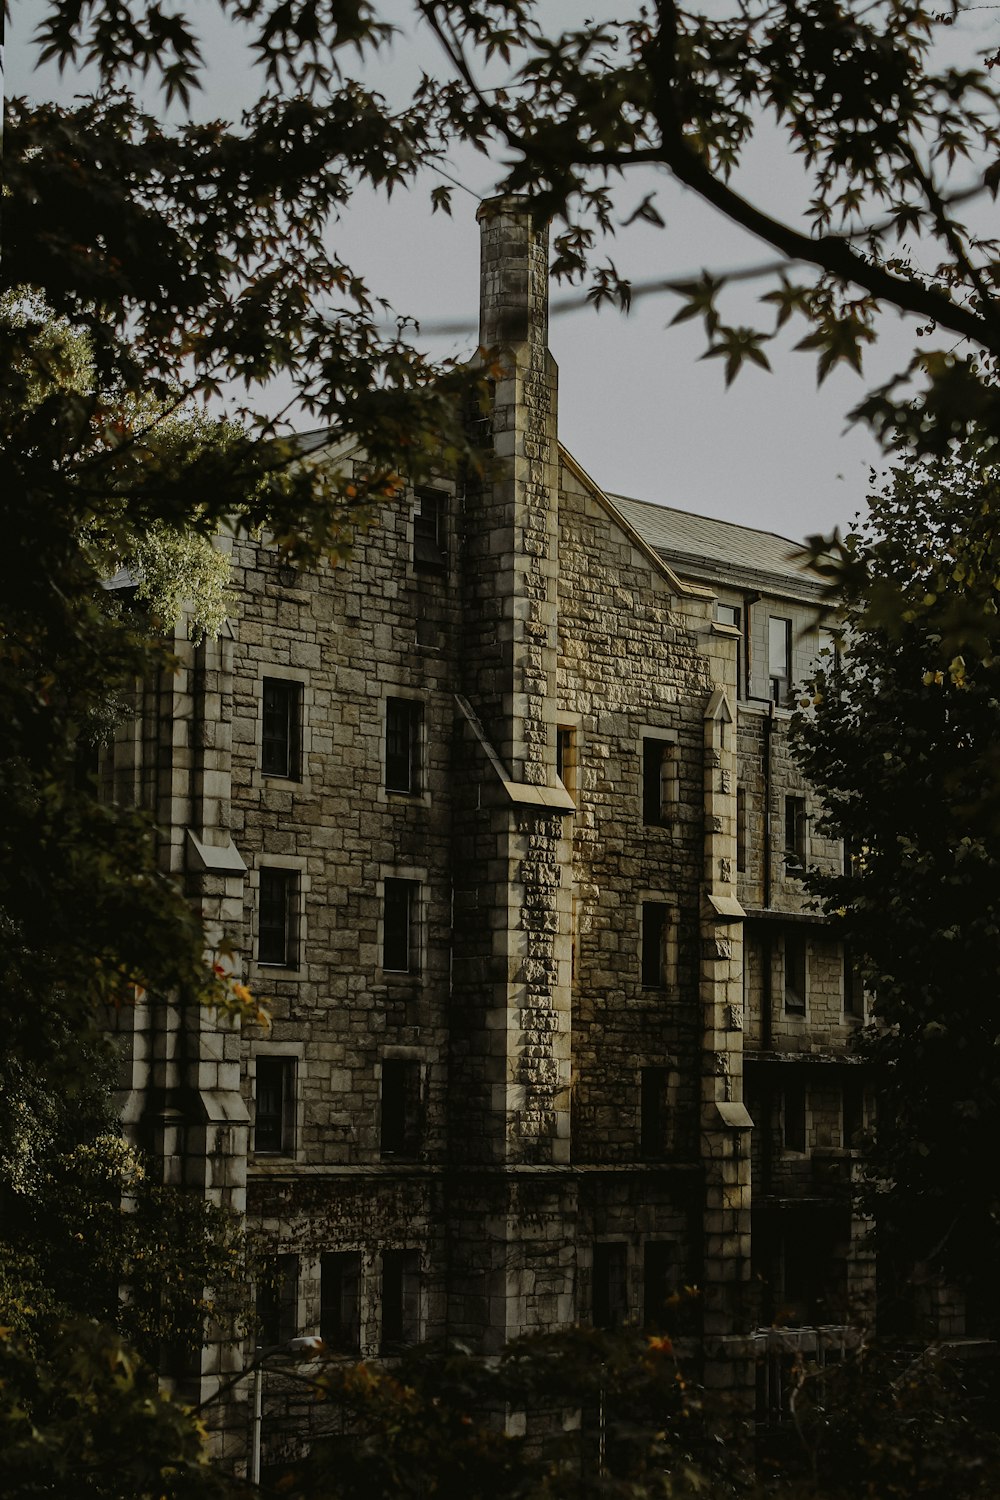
[794,451,1000,1320]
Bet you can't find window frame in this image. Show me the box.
[385,697,423,796]
[382,878,421,975]
[784,932,808,1015]
[261,676,302,781]
[380,1249,421,1353]
[640,901,670,989]
[320,1251,362,1354]
[380,1057,421,1159]
[768,615,792,704]
[640,732,679,828]
[412,488,448,573]
[782,1082,807,1155]
[257,866,299,968]
[784,795,807,872]
[592,1242,628,1331]
[253,1054,296,1156]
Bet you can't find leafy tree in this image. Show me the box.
[794,450,1000,1327]
[414,1,1000,450]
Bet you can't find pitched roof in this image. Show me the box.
[609,492,826,600]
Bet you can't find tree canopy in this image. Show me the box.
[794,449,1000,1325]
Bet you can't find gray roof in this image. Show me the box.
[609,492,825,600]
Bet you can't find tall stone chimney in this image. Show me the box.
[465,195,559,786]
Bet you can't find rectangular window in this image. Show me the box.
[769,616,792,703]
[783,1083,807,1154]
[380,1058,420,1158]
[258,867,298,967]
[556,726,577,797]
[258,1253,298,1347]
[385,698,422,794]
[639,1066,670,1159]
[642,738,678,826]
[320,1251,361,1353]
[716,603,742,695]
[593,1242,628,1330]
[383,880,420,974]
[641,902,668,989]
[736,786,747,874]
[843,944,864,1018]
[643,1241,677,1331]
[261,678,302,780]
[254,1056,295,1155]
[842,1075,864,1149]
[413,490,446,572]
[381,1250,420,1352]
[785,796,807,871]
[784,933,807,1014]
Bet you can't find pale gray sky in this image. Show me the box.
[10,1,995,542]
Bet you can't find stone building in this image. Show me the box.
[111,197,874,1461]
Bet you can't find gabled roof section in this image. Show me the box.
[609,492,826,603]
[559,447,714,602]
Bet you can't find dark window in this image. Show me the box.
[783,1083,807,1153]
[262,678,302,779]
[381,1250,420,1352]
[556,726,576,796]
[736,786,747,873]
[593,1243,628,1330]
[258,867,297,967]
[385,698,422,794]
[642,738,678,825]
[383,879,419,973]
[641,902,668,988]
[413,490,447,572]
[640,1066,670,1159]
[843,945,864,1018]
[842,1075,864,1148]
[258,1253,298,1347]
[643,1241,677,1331]
[785,930,809,1014]
[320,1251,361,1353]
[769,616,792,703]
[785,796,806,871]
[381,1058,421,1158]
[254,1056,295,1155]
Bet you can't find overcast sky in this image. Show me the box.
[10,1,996,544]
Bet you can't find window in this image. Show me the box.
[258,1253,298,1347]
[785,796,807,871]
[385,698,422,794]
[261,678,302,779]
[843,945,864,1019]
[383,879,420,973]
[784,933,807,1014]
[380,1058,420,1158]
[258,867,298,967]
[593,1243,628,1330]
[413,490,447,572]
[254,1056,295,1155]
[320,1252,361,1353]
[556,726,577,797]
[769,616,792,703]
[381,1250,420,1352]
[736,786,747,874]
[641,902,669,989]
[783,1083,807,1154]
[640,1066,670,1159]
[643,1241,677,1331]
[842,1075,864,1149]
[642,738,678,825]
[716,603,742,695]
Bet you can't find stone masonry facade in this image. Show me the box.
[110,197,885,1465]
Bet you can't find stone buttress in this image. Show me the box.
[448,197,577,1349]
